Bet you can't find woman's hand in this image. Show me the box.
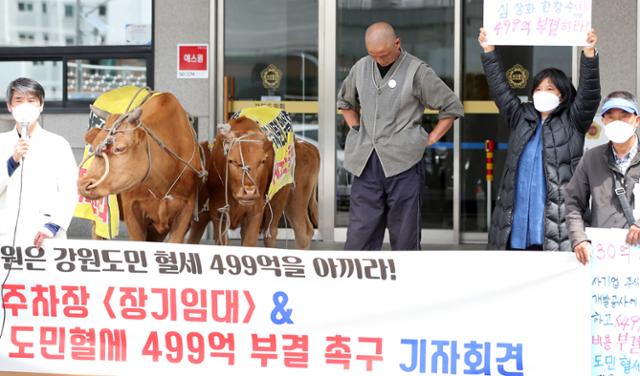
[583,28,597,58]
[574,241,591,265]
[478,28,495,53]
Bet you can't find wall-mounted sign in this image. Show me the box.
[177,44,208,79]
[506,64,529,89]
[261,64,282,89]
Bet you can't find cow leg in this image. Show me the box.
[187,189,211,244]
[123,203,147,241]
[186,215,209,244]
[167,199,195,243]
[284,188,315,250]
[285,212,313,250]
[262,189,288,248]
[286,141,320,250]
[240,214,263,247]
[147,226,168,242]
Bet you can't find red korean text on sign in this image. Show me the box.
[178,45,207,72]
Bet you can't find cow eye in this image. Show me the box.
[228,159,240,167]
[113,145,126,154]
[259,159,267,165]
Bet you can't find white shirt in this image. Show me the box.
[0,125,78,246]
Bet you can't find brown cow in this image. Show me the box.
[187,116,319,249]
[77,92,206,243]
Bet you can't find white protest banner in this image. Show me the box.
[483,0,592,46]
[587,228,640,375]
[0,238,589,375]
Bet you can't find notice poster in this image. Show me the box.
[483,0,592,46]
[587,228,640,375]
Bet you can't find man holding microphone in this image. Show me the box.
[0,77,78,247]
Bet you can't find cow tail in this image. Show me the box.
[309,185,319,228]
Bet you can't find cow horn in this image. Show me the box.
[217,123,231,136]
[89,104,111,120]
[128,107,143,122]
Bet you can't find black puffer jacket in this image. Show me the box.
[482,50,600,251]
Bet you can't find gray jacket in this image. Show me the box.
[337,50,463,177]
[565,140,640,249]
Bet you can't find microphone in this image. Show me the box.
[20,122,29,162]
[20,122,29,140]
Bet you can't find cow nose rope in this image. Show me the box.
[263,198,274,240]
[86,154,110,190]
[79,152,110,191]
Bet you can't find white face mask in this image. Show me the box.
[604,119,637,144]
[11,102,41,124]
[533,91,560,113]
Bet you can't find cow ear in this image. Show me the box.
[84,128,101,144]
[132,127,147,144]
[128,107,143,123]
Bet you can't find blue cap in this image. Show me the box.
[601,97,639,115]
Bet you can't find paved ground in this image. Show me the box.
[67,218,487,251]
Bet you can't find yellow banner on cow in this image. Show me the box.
[235,106,295,200]
[74,86,158,238]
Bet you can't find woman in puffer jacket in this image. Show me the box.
[478,28,600,251]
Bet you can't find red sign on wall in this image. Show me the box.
[177,44,208,79]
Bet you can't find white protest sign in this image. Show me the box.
[483,0,592,46]
[587,228,640,375]
[0,238,589,375]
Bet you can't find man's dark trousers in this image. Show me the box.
[345,151,424,250]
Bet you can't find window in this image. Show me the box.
[18,33,35,42]
[67,58,148,101]
[0,0,153,111]
[64,4,74,17]
[0,61,63,101]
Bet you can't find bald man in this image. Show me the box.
[337,22,463,250]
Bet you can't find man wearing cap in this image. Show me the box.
[337,21,463,250]
[566,91,640,264]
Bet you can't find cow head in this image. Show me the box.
[78,107,149,199]
[218,116,273,206]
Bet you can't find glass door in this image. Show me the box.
[224,0,319,144]
[335,0,456,237]
[221,0,320,238]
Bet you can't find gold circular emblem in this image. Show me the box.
[506,64,529,89]
[260,64,282,90]
[586,122,601,140]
